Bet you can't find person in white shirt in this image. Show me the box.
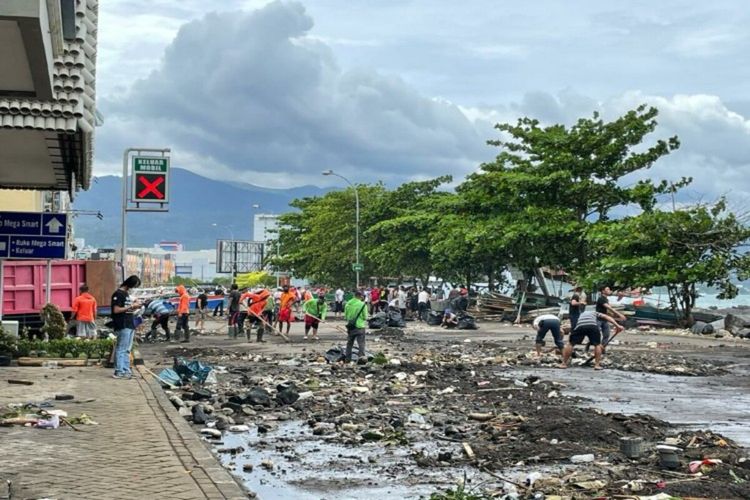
[397,286,407,318]
[532,313,564,357]
[417,288,430,321]
[334,288,345,318]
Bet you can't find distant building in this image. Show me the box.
[156,241,183,252]
[253,213,279,242]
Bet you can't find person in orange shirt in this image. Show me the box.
[275,285,296,336]
[243,287,271,342]
[72,285,98,339]
[174,285,191,343]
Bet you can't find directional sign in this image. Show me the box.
[132,156,169,203]
[352,263,364,272]
[0,211,67,259]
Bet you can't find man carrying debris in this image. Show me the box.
[72,284,97,339]
[303,293,328,341]
[533,313,564,357]
[596,285,626,347]
[174,285,191,343]
[344,290,369,363]
[559,310,623,370]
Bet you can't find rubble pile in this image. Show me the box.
[156,331,750,499]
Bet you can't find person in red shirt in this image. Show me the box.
[174,285,191,343]
[370,287,381,314]
[275,285,296,336]
[72,285,98,339]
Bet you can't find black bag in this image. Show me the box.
[347,303,367,332]
[368,312,387,330]
[426,310,443,326]
[457,313,478,330]
[386,308,406,327]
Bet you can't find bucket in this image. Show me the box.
[656,445,681,469]
[620,437,646,459]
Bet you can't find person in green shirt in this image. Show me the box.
[344,290,368,363]
[303,293,328,340]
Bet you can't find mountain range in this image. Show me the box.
[71,168,327,249]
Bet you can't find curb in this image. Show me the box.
[136,365,248,499]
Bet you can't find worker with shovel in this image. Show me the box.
[303,293,328,341]
[559,310,623,370]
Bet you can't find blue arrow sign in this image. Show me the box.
[0,211,67,259]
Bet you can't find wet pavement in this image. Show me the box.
[514,360,750,447]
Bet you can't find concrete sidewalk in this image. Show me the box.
[0,365,246,500]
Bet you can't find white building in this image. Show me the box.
[253,213,279,242]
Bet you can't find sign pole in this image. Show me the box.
[121,148,130,280]
[45,259,52,304]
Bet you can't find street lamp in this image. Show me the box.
[322,169,360,289]
[212,223,236,281]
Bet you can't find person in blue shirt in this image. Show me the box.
[144,298,174,342]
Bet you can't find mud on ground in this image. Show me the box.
[145,324,750,499]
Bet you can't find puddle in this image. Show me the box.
[210,421,493,499]
[514,366,750,447]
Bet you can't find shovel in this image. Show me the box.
[582,326,623,366]
[304,312,350,335]
[250,311,290,342]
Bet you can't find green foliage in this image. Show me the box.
[430,479,488,500]
[40,303,67,340]
[211,276,232,286]
[236,271,276,289]
[458,105,684,274]
[585,200,750,324]
[0,326,18,355]
[14,338,113,359]
[371,352,388,365]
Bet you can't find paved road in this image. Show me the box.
[0,365,246,500]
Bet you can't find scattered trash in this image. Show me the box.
[688,458,722,473]
[7,380,34,385]
[54,394,74,401]
[570,454,595,463]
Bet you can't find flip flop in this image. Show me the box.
[594,365,603,370]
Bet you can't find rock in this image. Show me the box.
[215,419,230,431]
[392,372,408,381]
[222,401,243,413]
[260,459,274,471]
[408,413,426,425]
[178,407,191,419]
[229,425,251,432]
[190,388,213,400]
[570,453,595,463]
[244,388,272,407]
[243,463,254,472]
[169,396,186,409]
[276,387,300,406]
[257,423,273,434]
[437,451,452,462]
[242,406,256,416]
[221,407,235,415]
[361,429,385,441]
[414,371,428,377]
[738,328,750,339]
[313,422,336,435]
[192,405,209,425]
[297,391,314,400]
[514,379,528,388]
[725,313,750,334]
[340,423,360,433]
[351,386,370,393]
[389,358,402,366]
[691,321,713,335]
[200,428,222,438]
[468,412,494,422]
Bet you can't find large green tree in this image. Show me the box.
[459,105,685,274]
[585,200,750,324]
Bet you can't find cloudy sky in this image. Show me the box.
[95,0,750,202]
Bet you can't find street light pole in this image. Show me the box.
[322,170,360,289]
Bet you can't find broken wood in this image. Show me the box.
[462,442,476,461]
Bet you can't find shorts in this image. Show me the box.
[279,307,292,322]
[76,321,97,338]
[228,311,240,326]
[335,301,343,312]
[569,324,601,346]
[304,315,320,329]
